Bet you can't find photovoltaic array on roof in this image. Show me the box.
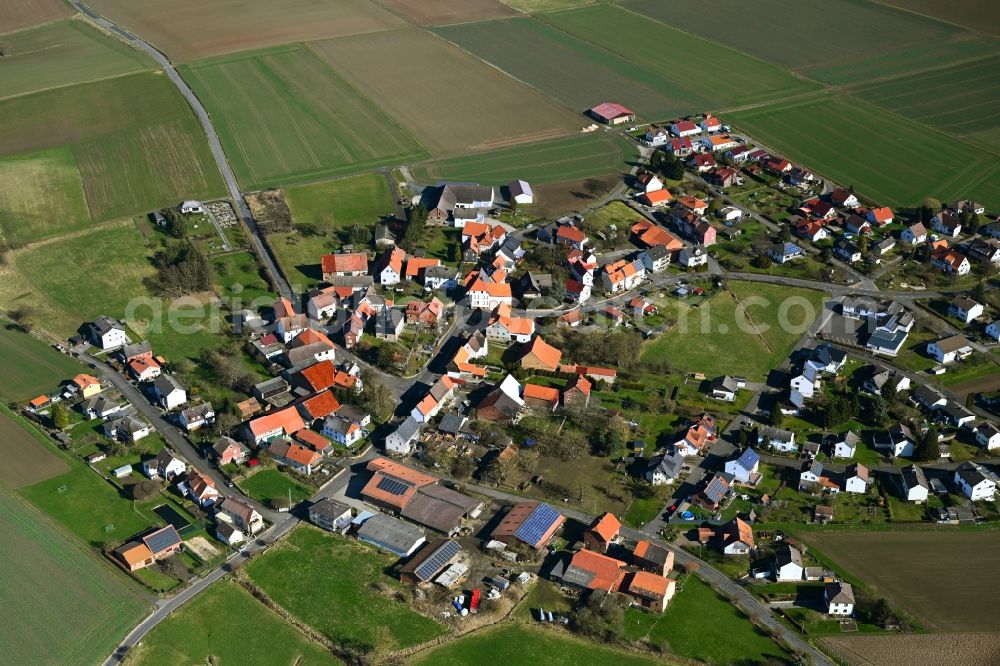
[143,527,180,553]
[377,476,410,496]
[414,540,461,582]
[514,503,560,546]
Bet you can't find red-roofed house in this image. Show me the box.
[519,336,562,371]
[562,374,591,407]
[640,189,673,207]
[583,512,621,553]
[556,225,588,249]
[625,571,677,611]
[563,549,626,592]
[522,383,560,412]
[867,207,894,226]
[321,252,368,280]
[246,406,305,444]
[670,120,700,137]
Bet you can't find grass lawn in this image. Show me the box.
[180,45,427,189]
[246,526,445,653]
[133,579,339,665]
[0,146,92,243]
[286,172,395,230]
[0,220,156,337]
[19,460,158,549]
[412,624,667,666]
[641,282,826,380]
[0,19,151,100]
[409,132,632,186]
[213,251,276,305]
[239,468,312,507]
[515,579,575,620]
[0,324,86,401]
[0,488,149,666]
[626,576,788,662]
[727,95,1000,211]
[622,495,664,528]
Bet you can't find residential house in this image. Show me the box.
[796,219,829,243]
[80,394,120,420]
[179,470,219,507]
[643,127,669,146]
[268,438,323,476]
[843,464,869,494]
[688,153,716,172]
[932,247,970,275]
[833,238,862,263]
[666,136,694,156]
[103,411,150,442]
[830,189,860,208]
[321,252,368,281]
[670,120,701,137]
[245,405,306,445]
[633,540,674,576]
[635,170,663,194]
[976,423,1000,451]
[675,415,716,457]
[601,258,646,293]
[678,245,708,268]
[486,303,535,343]
[309,498,353,533]
[899,465,929,502]
[561,374,592,408]
[724,448,760,485]
[867,206,897,227]
[645,452,684,486]
[948,297,983,324]
[708,165,742,188]
[710,375,740,402]
[725,145,752,162]
[424,265,459,292]
[640,245,671,273]
[939,401,975,428]
[306,286,340,320]
[212,436,249,466]
[112,526,183,571]
[873,424,914,458]
[719,518,755,556]
[758,426,796,452]
[142,450,186,481]
[475,375,524,423]
[385,416,421,456]
[374,308,405,341]
[583,512,621,554]
[276,313,308,343]
[701,134,738,153]
[931,211,962,238]
[862,368,909,395]
[831,431,859,459]
[927,334,973,364]
[787,166,814,187]
[556,224,588,250]
[321,415,363,448]
[509,179,533,205]
[376,247,405,286]
[773,545,804,582]
[625,571,677,612]
[86,316,130,351]
[768,242,805,264]
[955,462,996,501]
[825,582,855,616]
[127,356,161,382]
[72,373,103,399]
[179,403,214,431]
[799,460,825,491]
[216,522,245,547]
[765,157,791,175]
[912,385,947,411]
[150,374,186,410]
[640,189,673,207]
[561,549,626,594]
[217,498,264,535]
[901,222,927,245]
[967,237,1000,265]
[988,320,1000,341]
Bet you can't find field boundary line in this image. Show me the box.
[865,0,1000,37]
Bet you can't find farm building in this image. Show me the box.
[588,102,635,125]
[491,501,565,550]
[399,539,463,585]
[355,513,426,558]
[509,180,534,205]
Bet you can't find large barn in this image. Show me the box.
[588,102,636,125]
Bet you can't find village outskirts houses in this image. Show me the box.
[85,316,130,351]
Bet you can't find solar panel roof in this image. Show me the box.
[377,476,410,496]
[143,526,181,553]
[514,503,561,546]
[414,540,460,581]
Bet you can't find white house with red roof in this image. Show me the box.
[670,120,701,137]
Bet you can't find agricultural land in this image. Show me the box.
[411,624,668,666]
[409,133,632,186]
[0,406,70,488]
[0,0,72,34]
[540,4,820,109]
[726,95,1000,210]
[308,29,582,156]
[0,488,148,666]
[0,147,92,243]
[380,0,516,26]
[0,325,86,402]
[87,0,405,62]
[0,72,224,227]
[435,17,698,121]
[878,0,1000,35]
[180,45,427,190]
[245,526,446,654]
[0,19,151,100]
[822,632,1000,666]
[641,282,826,380]
[132,580,339,666]
[803,530,1000,632]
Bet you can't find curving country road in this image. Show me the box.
[71,0,292,301]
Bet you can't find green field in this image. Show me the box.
[19,459,158,549]
[0,220,156,336]
[0,147,91,243]
[286,172,395,229]
[412,624,667,666]
[726,95,1000,209]
[435,17,699,120]
[641,282,826,380]
[246,526,445,653]
[853,56,1000,149]
[0,19,151,100]
[0,72,225,225]
[410,133,632,185]
[502,0,594,10]
[879,0,1000,36]
[540,4,819,109]
[626,0,965,77]
[0,488,148,665]
[180,45,427,190]
[624,577,787,663]
[0,322,85,401]
[240,468,312,507]
[134,580,339,665]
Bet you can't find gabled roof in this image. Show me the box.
[321,252,368,274]
[626,570,672,599]
[588,512,621,543]
[563,548,626,591]
[248,406,306,438]
[523,383,560,406]
[298,390,342,421]
[520,336,562,370]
